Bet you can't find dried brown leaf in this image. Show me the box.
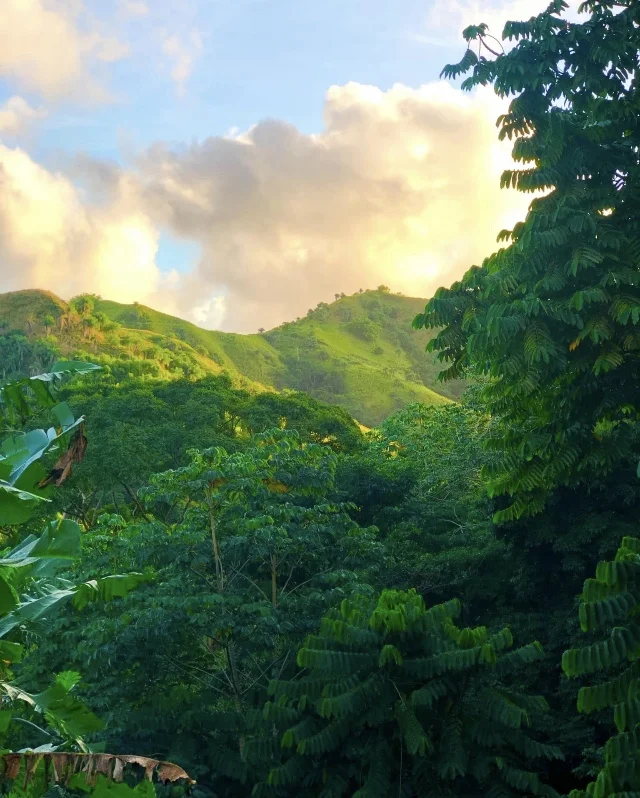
[38,426,88,488]
[0,753,194,787]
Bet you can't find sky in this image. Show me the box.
[0,0,571,332]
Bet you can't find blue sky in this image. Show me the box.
[22,0,467,158]
[0,0,549,330]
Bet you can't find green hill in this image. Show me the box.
[0,287,463,425]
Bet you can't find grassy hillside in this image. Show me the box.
[0,287,463,425]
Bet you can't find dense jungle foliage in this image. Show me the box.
[2,0,640,796]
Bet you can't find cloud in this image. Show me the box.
[162,30,203,94]
[0,81,530,332]
[131,81,530,330]
[0,97,47,137]
[0,0,128,101]
[0,143,161,302]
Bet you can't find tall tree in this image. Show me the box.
[414,0,640,522]
[258,589,561,797]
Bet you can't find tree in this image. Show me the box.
[93,311,108,331]
[346,317,381,342]
[413,0,640,522]
[42,315,55,335]
[0,362,164,794]
[71,295,98,318]
[563,536,640,797]
[20,429,381,795]
[82,316,95,340]
[259,589,561,796]
[24,313,36,336]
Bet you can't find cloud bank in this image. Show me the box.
[0,82,530,331]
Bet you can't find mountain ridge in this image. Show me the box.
[0,287,463,425]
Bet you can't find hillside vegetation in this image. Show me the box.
[0,287,460,425]
[3,4,640,796]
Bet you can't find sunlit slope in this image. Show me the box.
[0,288,463,425]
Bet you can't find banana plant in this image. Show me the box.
[0,361,100,525]
[0,362,190,794]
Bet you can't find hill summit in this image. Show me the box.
[0,287,462,425]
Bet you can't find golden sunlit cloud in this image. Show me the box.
[0,82,530,331]
[0,144,161,301]
[132,81,530,330]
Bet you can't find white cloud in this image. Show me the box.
[0,144,160,302]
[162,30,203,94]
[0,0,128,101]
[0,97,47,137]
[132,80,530,331]
[0,81,531,332]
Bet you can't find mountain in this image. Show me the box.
[0,287,463,425]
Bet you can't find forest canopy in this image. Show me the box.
[1,1,640,797]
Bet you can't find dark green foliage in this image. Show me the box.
[6,5,640,796]
[337,402,505,612]
[414,0,640,522]
[260,589,561,796]
[53,375,362,525]
[19,430,382,795]
[0,363,145,766]
[563,537,640,797]
[0,332,60,381]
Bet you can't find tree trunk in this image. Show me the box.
[208,496,224,592]
[271,554,278,608]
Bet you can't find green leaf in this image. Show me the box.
[72,573,150,611]
[0,576,18,616]
[0,483,46,526]
[48,361,101,376]
[3,671,104,741]
[51,402,75,430]
[0,641,22,664]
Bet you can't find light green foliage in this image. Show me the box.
[0,287,459,426]
[260,589,560,796]
[414,0,640,521]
